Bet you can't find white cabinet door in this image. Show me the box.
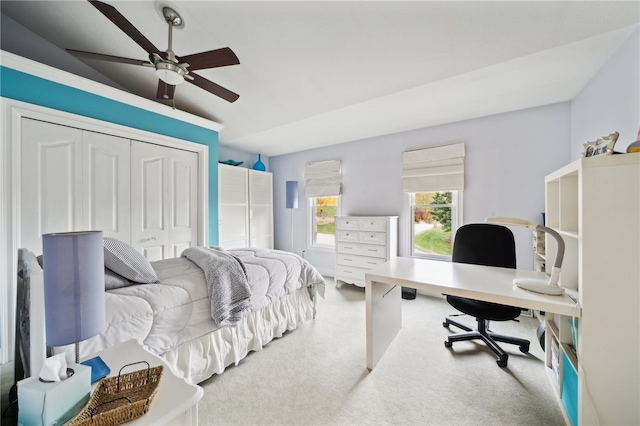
[218,164,249,249]
[20,119,130,253]
[131,141,198,260]
[249,170,273,249]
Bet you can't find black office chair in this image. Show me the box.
[443,223,530,367]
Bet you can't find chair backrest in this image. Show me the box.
[452,224,516,269]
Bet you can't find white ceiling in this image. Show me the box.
[2,1,639,156]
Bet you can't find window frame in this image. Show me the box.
[307,195,341,252]
[404,190,463,261]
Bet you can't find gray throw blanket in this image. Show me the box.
[182,246,252,327]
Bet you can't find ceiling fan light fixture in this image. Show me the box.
[155,61,185,85]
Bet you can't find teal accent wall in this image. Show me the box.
[1,66,219,245]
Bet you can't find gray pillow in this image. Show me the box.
[103,238,159,284]
[105,267,133,290]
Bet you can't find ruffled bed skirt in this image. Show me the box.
[162,286,316,384]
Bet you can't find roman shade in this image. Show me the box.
[402,142,465,192]
[304,159,342,197]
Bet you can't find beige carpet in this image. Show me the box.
[197,277,565,425]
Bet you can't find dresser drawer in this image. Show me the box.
[336,254,386,269]
[335,265,366,285]
[359,218,387,232]
[359,231,386,245]
[336,217,359,230]
[336,230,360,242]
[337,242,387,258]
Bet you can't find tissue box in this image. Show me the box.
[18,363,91,426]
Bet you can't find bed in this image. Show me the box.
[16,241,325,385]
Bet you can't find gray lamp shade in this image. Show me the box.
[286,181,298,209]
[42,231,106,347]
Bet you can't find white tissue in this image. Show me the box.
[38,353,68,382]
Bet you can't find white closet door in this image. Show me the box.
[249,170,274,249]
[21,118,83,253]
[168,149,198,257]
[83,132,130,242]
[131,141,198,260]
[131,141,170,260]
[218,165,249,249]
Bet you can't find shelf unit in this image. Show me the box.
[544,154,640,425]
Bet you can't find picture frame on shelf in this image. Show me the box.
[582,131,619,157]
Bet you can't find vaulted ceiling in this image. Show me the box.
[2,1,639,156]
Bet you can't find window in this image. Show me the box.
[409,191,461,259]
[402,142,465,260]
[304,159,342,250]
[309,196,339,248]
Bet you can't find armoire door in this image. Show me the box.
[249,170,274,249]
[130,141,198,260]
[218,164,249,249]
[20,118,130,253]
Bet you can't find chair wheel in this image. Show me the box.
[443,321,450,328]
[519,344,530,354]
[497,358,508,367]
[444,340,452,348]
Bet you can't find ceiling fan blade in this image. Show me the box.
[156,81,176,100]
[67,49,152,66]
[88,0,162,56]
[178,47,240,71]
[188,72,239,103]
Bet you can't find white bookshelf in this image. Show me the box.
[544,154,640,425]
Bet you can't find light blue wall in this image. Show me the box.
[0,66,221,245]
[270,103,572,274]
[571,26,640,158]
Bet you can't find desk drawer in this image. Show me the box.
[337,242,387,258]
[336,254,386,269]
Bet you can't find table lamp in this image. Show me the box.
[286,181,299,252]
[485,217,565,296]
[42,231,106,363]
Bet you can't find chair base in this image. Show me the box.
[443,316,530,367]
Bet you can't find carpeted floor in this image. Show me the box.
[196,277,565,425]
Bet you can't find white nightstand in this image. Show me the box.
[82,340,203,425]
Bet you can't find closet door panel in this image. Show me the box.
[21,119,83,252]
[168,149,198,257]
[131,142,168,260]
[83,132,130,242]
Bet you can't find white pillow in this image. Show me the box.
[103,238,159,284]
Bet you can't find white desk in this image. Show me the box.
[84,340,204,425]
[365,257,581,369]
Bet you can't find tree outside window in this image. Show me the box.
[411,191,457,257]
[311,196,338,247]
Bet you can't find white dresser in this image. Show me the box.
[335,216,398,287]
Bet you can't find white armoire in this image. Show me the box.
[218,164,273,249]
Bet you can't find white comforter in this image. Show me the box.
[66,248,325,360]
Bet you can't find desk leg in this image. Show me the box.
[366,280,402,370]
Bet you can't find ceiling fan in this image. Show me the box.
[67,0,240,102]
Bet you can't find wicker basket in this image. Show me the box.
[69,361,163,426]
